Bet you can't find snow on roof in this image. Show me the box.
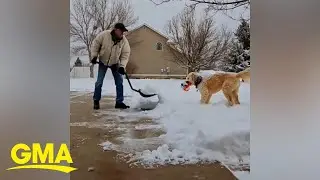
[127,23,169,40]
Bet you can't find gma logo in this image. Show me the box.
[7,143,77,173]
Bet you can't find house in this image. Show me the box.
[125,24,187,79]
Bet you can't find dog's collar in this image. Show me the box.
[195,76,203,89]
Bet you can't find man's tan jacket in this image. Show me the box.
[91,30,130,68]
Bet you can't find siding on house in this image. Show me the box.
[126,24,187,76]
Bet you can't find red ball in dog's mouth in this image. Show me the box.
[181,81,192,91]
[183,85,190,91]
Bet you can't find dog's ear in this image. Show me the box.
[191,73,198,83]
[186,72,198,84]
[195,75,202,83]
[186,72,193,81]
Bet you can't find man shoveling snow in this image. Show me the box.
[90,23,160,111]
[90,23,131,110]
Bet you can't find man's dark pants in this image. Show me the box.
[93,62,124,104]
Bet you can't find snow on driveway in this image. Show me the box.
[70,70,250,179]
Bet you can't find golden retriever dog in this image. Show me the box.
[181,68,250,106]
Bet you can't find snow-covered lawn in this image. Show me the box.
[70,70,250,180]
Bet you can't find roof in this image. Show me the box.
[127,23,169,40]
[126,24,184,55]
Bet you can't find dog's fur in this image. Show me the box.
[183,68,250,106]
[238,68,250,83]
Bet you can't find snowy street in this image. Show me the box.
[70,71,250,180]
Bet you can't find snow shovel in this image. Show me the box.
[124,72,159,111]
[124,72,158,98]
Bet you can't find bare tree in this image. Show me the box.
[151,0,249,9]
[70,0,138,78]
[87,0,138,32]
[166,7,231,73]
[194,0,248,10]
[150,0,249,21]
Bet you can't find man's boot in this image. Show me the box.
[93,100,100,110]
[115,102,130,109]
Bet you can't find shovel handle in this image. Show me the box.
[124,72,158,98]
[124,72,138,92]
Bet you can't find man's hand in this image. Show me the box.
[118,67,125,75]
[91,57,98,64]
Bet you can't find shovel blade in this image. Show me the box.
[140,93,158,98]
[138,94,159,111]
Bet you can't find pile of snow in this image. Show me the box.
[233,171,250,180]
[130,84,161,110]
[134,124,163,130]
[71,76,250,178]
[126,99,250,168]
[128,144,187,166]
[136,95,159,110]
[100,141,120,151]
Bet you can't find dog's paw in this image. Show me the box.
[225,102,232,107]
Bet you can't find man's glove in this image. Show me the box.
[118,67,125,75]
[91,57,98,64]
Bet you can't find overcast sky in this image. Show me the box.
[70,0,249,33]
[70,0,249,57]
[130,0,249,33]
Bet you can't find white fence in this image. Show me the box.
[70,66,186,79]
[70,66,98,78]
[70,66,117,79]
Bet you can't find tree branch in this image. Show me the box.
[190,0,248,6]
[165,7,231,72]
[70,0,138,77]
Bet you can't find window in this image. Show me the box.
[156,42,163,50]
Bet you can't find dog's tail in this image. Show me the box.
[235,67,250,83]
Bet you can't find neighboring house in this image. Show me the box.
[70,24,187,79]
[125,24,187,78]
